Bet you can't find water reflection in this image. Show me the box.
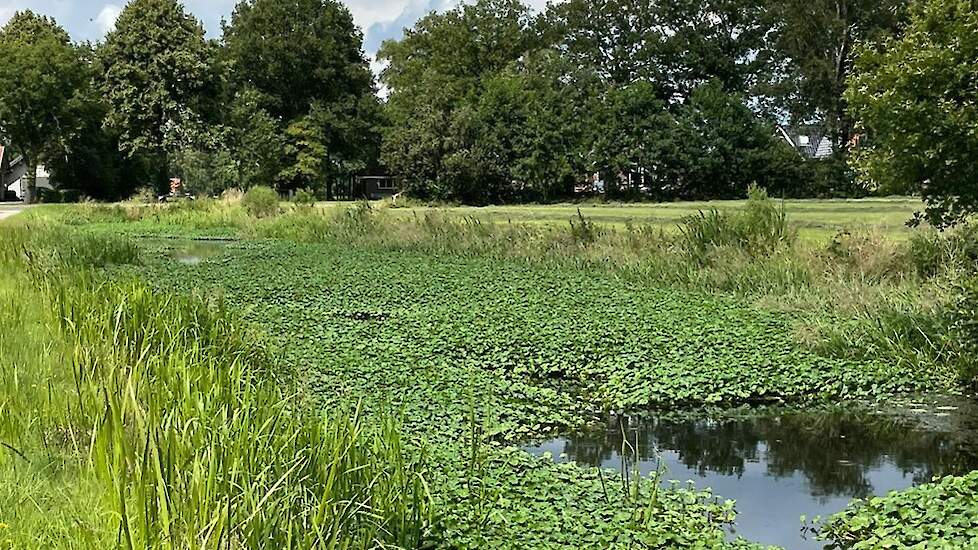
[170,240,229,265]
[524,399,978,549]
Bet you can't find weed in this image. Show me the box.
[241,185,280,217]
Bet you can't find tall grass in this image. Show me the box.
[0,225,431,549]
[679,185,795,265]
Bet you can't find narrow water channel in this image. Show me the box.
[523,397,978,549]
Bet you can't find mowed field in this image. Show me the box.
[375,197,922,242]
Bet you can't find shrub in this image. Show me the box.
[242,185,280,217]
[680,185,794,264]
[949,275,978,386]
[909,222,978,277]
[293,188,317,206]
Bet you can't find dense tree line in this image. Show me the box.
[0,0,377,201]
[0,0,976,225]
[377,0,911,203]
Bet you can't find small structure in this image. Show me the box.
[777,125,834,160]
[346,170,397,200]
[1,147,53,201]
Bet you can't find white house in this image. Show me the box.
[1,146,53,201]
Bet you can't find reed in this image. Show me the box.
[0,226,430,549]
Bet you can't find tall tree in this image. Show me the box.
[769,0,906,146]
[223,0,374,122]
[223,0,379,193]
[100,0,215,189]
[0,11,83,203]
[846,0,978,228]
[379,0,537,201]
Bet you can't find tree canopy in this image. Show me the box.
[222,0,380,196]
[846,0,978,228]
[99,0,215,187]
[0,11,84,202]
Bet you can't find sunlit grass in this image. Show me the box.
[0,225,431,549]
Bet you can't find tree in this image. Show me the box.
[591,81,683,198]
[100,0,215,189]
[223,0,374,123]
[223,0,380,195]
[846,0,978,228]
[226,89,286,190]
[769,0,906,147]
[674,81,803,199]
[279,97,381,197]
[379,0,537,202]
[0,11,83,203]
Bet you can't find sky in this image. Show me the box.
[0,0,548,70]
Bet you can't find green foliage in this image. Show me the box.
[0,226,431,549]
[241,185,279,217]
[0,11,85,203]
[908,223,978,277]
[769,0,906,147]
[680,186,795,264]
[293,188,317,206]
[847,0,978,228]
[223,0,380,197]
[819,471,978,548]
[99,0,215,176]
[223,0,374,123]
[948,275,978,386]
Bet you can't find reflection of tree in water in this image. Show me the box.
[558,409,978,499]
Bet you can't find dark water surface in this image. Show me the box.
[523,397,978,549]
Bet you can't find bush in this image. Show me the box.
[949,276,978,386]
[680,185,795,264]
[909,223,978,277]
[242,186,280,217]
[293,188,316,206]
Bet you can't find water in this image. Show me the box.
[167,240,230,265]
[523,398,978,549]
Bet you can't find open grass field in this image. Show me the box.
[1,197,976,549]
[375,197,923,242]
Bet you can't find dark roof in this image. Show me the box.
[777,125,834,159]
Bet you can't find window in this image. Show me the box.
[376,177,395,190]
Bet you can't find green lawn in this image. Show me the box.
[372,197,922,242]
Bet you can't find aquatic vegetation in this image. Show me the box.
[820,471,978,548]
[5,204,975,548]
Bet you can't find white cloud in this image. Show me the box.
[94,4,121,36]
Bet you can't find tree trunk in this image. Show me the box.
[24,154,38,204]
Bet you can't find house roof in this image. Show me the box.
[777,125,834,160]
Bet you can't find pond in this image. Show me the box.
[523,397,978,549]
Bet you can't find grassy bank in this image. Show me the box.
[0,226,430,548]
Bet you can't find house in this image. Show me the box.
[777,125,834,160]
[345,170,397,200]
[1,146,53,201]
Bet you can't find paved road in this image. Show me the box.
[0,203,26,222]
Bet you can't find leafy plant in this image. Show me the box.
[241,185,280,217]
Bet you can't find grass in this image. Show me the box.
[0,225,431,549]
[378,196,923,242]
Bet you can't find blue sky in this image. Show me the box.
[0,0,537,64]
